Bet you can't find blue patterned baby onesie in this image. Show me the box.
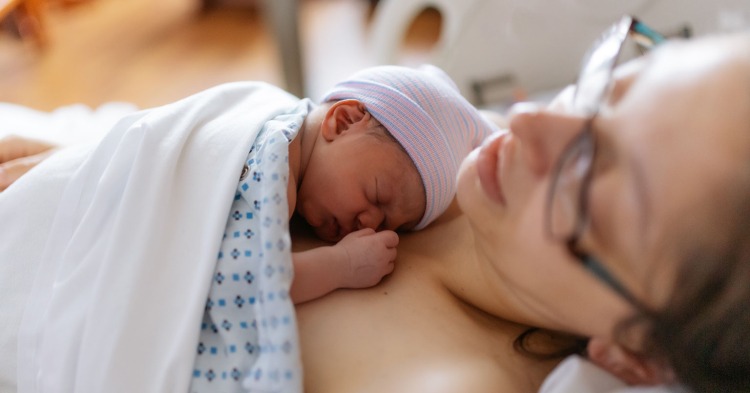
[190,99,311,393]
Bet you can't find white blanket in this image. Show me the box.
[0,82,300,393]
[541,356,689,393]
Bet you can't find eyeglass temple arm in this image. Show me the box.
[581,254,642,307]
[631,18,667,48]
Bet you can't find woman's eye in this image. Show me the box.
[572,219,598,257]
[607,58,641,106]
[592,138,615,176]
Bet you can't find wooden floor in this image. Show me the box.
[0,0,439,111]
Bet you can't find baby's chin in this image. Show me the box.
[313,226,341,243]
[304,215,342,243]
[296,202,344,242]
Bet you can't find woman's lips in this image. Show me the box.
[476,131,508,205]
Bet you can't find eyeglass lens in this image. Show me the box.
[548,128,595,238]
[573,17,633,115]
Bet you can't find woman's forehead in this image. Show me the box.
[641,34,750,94]
[616,35,750,143]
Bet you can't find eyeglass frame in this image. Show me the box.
[544,15,666,306]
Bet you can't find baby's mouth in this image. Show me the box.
[314,217,342,242]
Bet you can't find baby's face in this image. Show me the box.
[296,132,425,242]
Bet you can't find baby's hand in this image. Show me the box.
[335,228,399,288]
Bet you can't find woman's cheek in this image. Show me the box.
[456,151,486,218]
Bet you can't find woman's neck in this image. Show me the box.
[414,204,557,332]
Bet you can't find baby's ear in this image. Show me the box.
[587,336,676,386]
[321,99,368,141]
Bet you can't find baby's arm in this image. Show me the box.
[290,228,399,304]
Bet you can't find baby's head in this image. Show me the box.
[296,65,497,241]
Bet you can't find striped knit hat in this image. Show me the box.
[322,65,497,230]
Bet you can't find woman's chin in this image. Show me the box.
[457,149,496,216]
[456,151,478,211]
[457,150,510,246]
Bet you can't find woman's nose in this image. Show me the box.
[507,102,587,177]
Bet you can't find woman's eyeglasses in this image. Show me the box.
[545,15,666,305]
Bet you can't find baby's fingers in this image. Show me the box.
[385,247,397,264]
[346,228,376,239]
[376,230,399,248]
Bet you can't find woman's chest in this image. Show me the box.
[295,283,555,393]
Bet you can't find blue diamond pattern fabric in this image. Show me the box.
[190,100,310,393]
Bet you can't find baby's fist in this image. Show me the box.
[336,228,399,288]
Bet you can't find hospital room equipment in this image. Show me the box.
[369,0,750,106]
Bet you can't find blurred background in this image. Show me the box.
[1,0,749,112]
[0,0,418,110]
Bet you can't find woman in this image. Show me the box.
[280,26,750,392]
[3,24,748,392]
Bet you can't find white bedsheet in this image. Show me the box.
[541,356,689,393]
[0,101,138,145]
[1,102,137,393]
[0,82,300,393]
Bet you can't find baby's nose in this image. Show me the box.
[356,210,384,231]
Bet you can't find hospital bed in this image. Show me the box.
[369,0,750,107]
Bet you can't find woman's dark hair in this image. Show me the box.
[515,168,750,391]
[617,178,750,392]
